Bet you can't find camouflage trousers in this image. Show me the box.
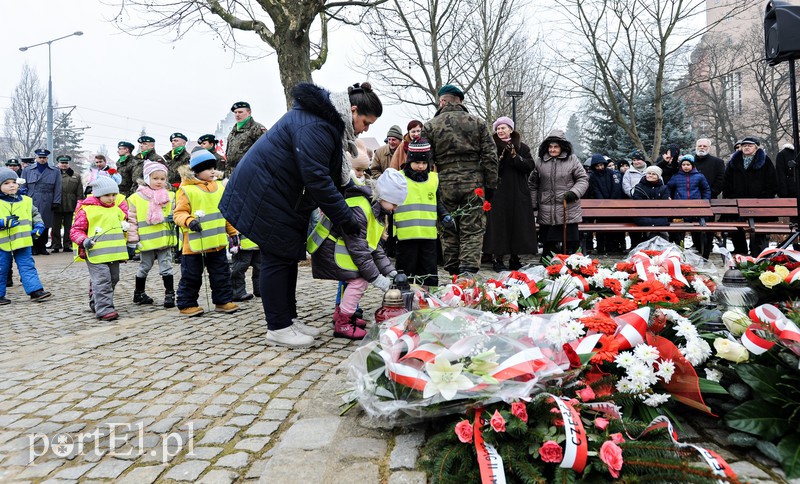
[440,185,486,272]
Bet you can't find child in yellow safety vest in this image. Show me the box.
[0,168,52,305]
[307,169,407,340]
[394,138,453,288]
[127,161,177,308]
[70,176,129,321]
[173,149,239,317]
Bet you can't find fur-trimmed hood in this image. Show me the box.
[291,82,345,135]
[728,147,768,171]
[537,129,573,160]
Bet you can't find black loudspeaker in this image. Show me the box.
[765,0,800,66]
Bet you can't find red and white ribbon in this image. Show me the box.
[473,411,506,484]
[742,304,800,356]
[612,307,650,350]
[785,267,800,284]
[630,251,689,286]
[539,395,587,473]
[755,247,800,262]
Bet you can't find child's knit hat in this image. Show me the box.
[679,154,695,164]
[347,140,370,170]
[406,138,431,164]
[644,165,663,177]
[375,168,408,205]
[91,175,119,197]
[144,160,168,179]
[190,147,217,173]
[0,168,18,184]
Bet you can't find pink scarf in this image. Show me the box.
[136,185,170,225]
[498,133,512,143]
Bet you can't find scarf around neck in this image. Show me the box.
[136,184,170,225]
[236,116,251,130]
[171,146,185,157]
[328,91,359,187]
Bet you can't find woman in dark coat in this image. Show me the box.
[484,117,537,271]
[220,82,383,348]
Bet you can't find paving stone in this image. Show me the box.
[325,461,379,482]
[202,405,229,417]
[729,461,770,480]
[225,415,256,427]
[215,451,250,468]
[245,421,281,436]
[233,404,261,415]
[277,418,340,450]
[243,393,270,404]
[53,463,97,480]
[261,409,290,421]
[82,410,111,421]
[164,460,210,481]
[198,427,238,445]
[115,402,147,415]
[389,431,425,470]
[260,450,328,481]
[211,394,238,405]
[149,417,182,434]
[187,446,223,460]
[245,458,269,479]
[197,469,239,484]
[235,437,270,452]
[266,399,294,410]
[16,459,64,478]
[335,437,388,460]
[170,404,199,418]
[85,458,133,479]
[388,471,428,484]
[116,464,167,484]
[50,411,83,423]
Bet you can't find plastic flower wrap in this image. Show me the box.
[346,307,573,420]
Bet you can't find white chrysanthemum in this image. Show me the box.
[627,362,657,389]
[682,339,712,366]
[704,368,722,382]
[647,265,663,274]
[194,210,205,218]
[691,276,712,299]
[566,254,592,268]
[544,314,585,346]
[656,273,673,287]
[643,393,671,407]
[656,359,675,383]
[633,344,660,365]
[616,377,635,393]
[612,271,630,281]
[614,352,636,370]
[674,320,698,339]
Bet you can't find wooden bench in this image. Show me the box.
[578,199,747,253]
[736,198,798,235]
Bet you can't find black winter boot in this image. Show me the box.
[162,275,175,308]
[133,276,154,304]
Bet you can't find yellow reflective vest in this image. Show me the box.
[240,235,258,250]
[394,172,438,240]
[76,204,128,263]
[0,197,33,251]
[306,195,383,271]
[180,184,227,252]
[127,191,175,251]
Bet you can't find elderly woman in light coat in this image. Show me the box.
[528,129,589,258]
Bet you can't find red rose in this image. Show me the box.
[610,432,625,444]
[595,417,609,430]
[511,402,528,423]
[539,440,563,463]
[474,187,485,197]
[454,420,473,443]
[490,409,506,432]
[482,201,492,212]
[577,386,596,402]
[599,440,624,478]
[562,343,581,368]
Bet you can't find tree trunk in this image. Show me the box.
[273,33,314,109]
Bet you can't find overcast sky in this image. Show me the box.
[0,0,418,157]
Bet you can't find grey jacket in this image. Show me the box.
[311,185,395,283]
[528,129,589,226]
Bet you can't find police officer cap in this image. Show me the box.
[34,148,51,157]
[118,141,135,151]
[138,135,156,144]
[437,84,464,100]
[56,155,72,163]
[231,101,251,112]
[170,132,188,142]
[198,134,217,144]
[20,157,34,164]
[5,158,20,167]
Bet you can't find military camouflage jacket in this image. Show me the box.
[163,148,191,186]
[225,117,266,176]
[119,150,164,196]
[423,103,498,189]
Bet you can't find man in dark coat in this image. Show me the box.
[723,136,777,256]
[51,155,83,252]
[776,143,797,199]
[655,144,680,184]
[220,82,368,348]
[22,149,61,255]
[586,153,624,253]
[694,138,725,198]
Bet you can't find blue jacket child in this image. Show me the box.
[0,168,52,304]
[667,155,711,201]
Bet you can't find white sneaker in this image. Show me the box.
[266,326,315,348]
[292,318,321,337]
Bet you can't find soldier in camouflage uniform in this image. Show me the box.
[198,134,226,169]
[423,84,498,275]
[119,136,164,196]
[115,141,135,196]
[225,101,266,178]
[163,133,191,187]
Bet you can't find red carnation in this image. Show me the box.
[482,201,492,211]
[474,187,485,197]
[511,402,528,423]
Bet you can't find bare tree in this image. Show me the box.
[107,0,386,105]
[552,0,748,161]
[3,64,47,158]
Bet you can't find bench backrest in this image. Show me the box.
[581,199,713,219]
[710,198,739,216]
[737,198,798,218]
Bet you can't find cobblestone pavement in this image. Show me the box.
[0,251,794,483]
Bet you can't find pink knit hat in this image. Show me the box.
[143,161,168,179]
[492,116,515,132]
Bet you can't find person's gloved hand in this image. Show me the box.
[441,214,456,230]
[340,216,360,236]
[188,220,202,232]
[31,223,45,239]
[165,214,174,224]
[228,234,241,254]
[564,191,578,203]
[82,238,96,249]
[1,215,20,228]
[121,221,130,232]
[372,274,392,292]
[484,187,495,203]
[388,270,398,278]
[127,243,137,260]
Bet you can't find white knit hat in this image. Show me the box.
[375,168,408,205]
[91,175,119,197]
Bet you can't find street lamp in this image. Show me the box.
[19,31,83,163]
[505,90,524,127]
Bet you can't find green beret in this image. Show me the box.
[437,84,464,100]
[231,101,251,112]
[56,155,72,163]
[118,141,135,151]
[198,134,217,144]
[170,132,188,142]
[138,136,156,144]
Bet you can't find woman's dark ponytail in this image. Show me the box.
[348,82,383,117]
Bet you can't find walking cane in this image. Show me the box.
[562,198,568,253]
